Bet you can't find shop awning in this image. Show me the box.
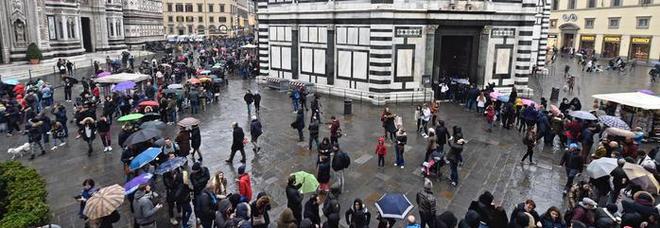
[592,92,660,110]
[93,73,151,84]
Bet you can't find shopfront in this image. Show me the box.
[602,36,621,58]
[629,37,651,61]
[579,34,595,51]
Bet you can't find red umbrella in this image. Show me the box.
[188,78,201,84]
[139,100,159,107]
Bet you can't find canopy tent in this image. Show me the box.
[93,73,151,84]
[592,92,660,110]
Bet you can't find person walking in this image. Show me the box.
[560,143,584,194]
[416,178,437,228]
[175,128,191,158]
[50,121,67,149]
[133,184,163,228]
[308,115,320,151]
[521,128,537,164]
[381,107,396,140]
[292,109,305,142]
[253,91,262,114]
[244,90,254,115]
[51,103,68,137]
[190,125,202,162]
[375,137,387,167]
[250,115,263,153]
[80,117,97,156]
[317,156,332,192]
[331,144,350,193]
[97,116,112,152]
[329,116,341,146]
[237,165,253,202]
[286,176,304,225]
[421,104,432,136]
[446,138,465,187]
[395,128,407,168]
[434,120,451,154]
[485,104,495,132]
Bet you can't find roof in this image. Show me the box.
[592,92,660,110]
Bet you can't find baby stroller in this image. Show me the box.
[421,149,445,177]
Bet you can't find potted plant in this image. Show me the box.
[26,43,42,64]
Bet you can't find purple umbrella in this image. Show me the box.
[97,71,111,77]
[113,81,136,91]
[124,173,153,195]
[639,89,655,95]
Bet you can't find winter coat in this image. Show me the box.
[253,94,261,106]
[215,199,233,228]
[277,208,297,228]
[175,131,191,157]
[232,126,245,150]
[308,119,320,137]
[540,213,567,228]
[446,140,464,163]
[250,119,263,139]
[375,143,387,156]
[238,173,253,202]
[416,189,437,215]
[190,167,210,194]
[250,193,271,228]
[345,205,370,228]
[191,127,201,149]
[560,151,584,171]
[97,119,111,133]
[435,126,450,146]
[293,112,305,130]
[304,198,321,225]
[132,190,159,225]
[232,203,253,228]
[196,189,218,221]
[509,203,539,227]
[317,160,331,183]
[571,205,596,226]
[458,210,480,228]
[244,93,254,105]
[81,123,97,141]
[27,121,43,142]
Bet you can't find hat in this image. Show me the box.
[423,178,433,190]
[238,165,246,175]
[579,198,597,209]
[633,191,655,205]
[192,162,201,171]
[378,137,385,143]
[569,143,579,150]
[252,115,258,120]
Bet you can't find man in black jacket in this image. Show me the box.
[190,162,210,197]
[308,116,320,151]
[416,178,437,228]
[434,120,451,153]
[253,91,261,113]
[561,143,584,194]
[226,122,246,163]
[304,194,321,226]
[286,176,303,225]
[244,90,254,115]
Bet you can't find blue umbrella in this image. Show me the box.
[124,173,153,195]
[497,95,510,102]
[375,193,414,219]
[129,147,162,171]
[113,81,136,91]
[2,79,19,85]
[569,110,597,120]
[598,115,630,130]
[154,157,187,175]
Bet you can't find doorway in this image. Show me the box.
[439,36,473,79]
[562,33,575,49]
[81,17,93,52]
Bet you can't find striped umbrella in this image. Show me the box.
[83,184,125,220]
[598,115,630,130]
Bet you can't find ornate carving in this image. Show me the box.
[14,20,26,46]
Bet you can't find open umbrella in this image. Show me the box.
[62,76,79,84]
[188,78,201,84]
[212,65,223,69]
[199,70,212,75]
[489,91,502,99]
[177,117,201,128]
[586,158,619,179]
[639,89,655,95]
[623,163,660,194]
[375,193,414,219]
[291,171,319,194]
[139,100,159,107]
[522,99,536,107]
[2,79,19,85]
[83,184,125,220]
[598,115,630,130]
[569,111,597,120]
[167,84,183,89]
[124,173,154,195]
[199,77,212,83]
[603,127,635,138]
[118,113,144,122]
[112,81,136,91]
[140,120,166,130]
[155,157,187,175]
[97,71,111,77]
[141,113,161,122]
[496,95,510,102]
[593,110,607,117]
[123,128,162,146]
[129,147,162,171]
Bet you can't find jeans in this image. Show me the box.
[100,132,111,147]
[292,100,299,111]
[309,135,319,150]
[52,137,66,146]
[450,161,459,184]
[297,129,304,141]
[565,168,578,190]
[377,155,385,167]
[395,144,405,166]
[246,103,252,114]
[191,103,199,114]
[180,201,192,228]
[169,111,177,123]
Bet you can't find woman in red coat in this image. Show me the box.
[237,165,252,202]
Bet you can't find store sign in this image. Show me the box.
[548,34,557,38]
[604,37,620,42]
[632,37,650,44]
[581,36,595,41]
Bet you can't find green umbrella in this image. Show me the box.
[118,113,144,122]
[291,171,319,194]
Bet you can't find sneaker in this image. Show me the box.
[170,218,179,225]
[108,146,113,151]
[51,146,58,151]
[225,159,233,163]
[530,161,536,165]
[59,142,66,146]
[394,163,398,167]
[401,166,404,169]
[451,182,457,187]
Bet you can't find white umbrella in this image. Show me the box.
[586,158,619,179]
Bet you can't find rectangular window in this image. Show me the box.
[608,17,620,29]
[168,16,173,22]
[176,16,183,22]
[209,17,214,23]
[188,25,193,33]
[552,0,559,10]
[208,4,214,12]
[220,4,225,12]
[568,0,576,9]
[637,17,650,29]
[116,22,121,36]
[109,20,114,37]
[47,16,57,40]
[587,0,596,8]
[185,4,193,12]
[167,3,172,11]
[169,26,174,34]
[219,17,226,23]
[197,4,203,12]
[584,18,595,29]
[186,16,193,22]
[198,16,204,23]
[175,4,183,12]
[611,0,622,6]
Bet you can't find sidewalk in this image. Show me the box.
[0,50,154,81]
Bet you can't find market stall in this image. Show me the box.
[592,92,660,141]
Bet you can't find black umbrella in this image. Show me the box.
[123,128,162,147]
[141,113,161,122]
[62,76,79,84]
[140,120,165,130]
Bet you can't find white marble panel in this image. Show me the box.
[314,49,325,74]
[338,51,351,77]
[309,27,318,43]
[301,48,313,72]
[396,49,413,77]
[282,47,291,70]
[347,27,358,45]
[271,46,281,68]
[353,51,368,80]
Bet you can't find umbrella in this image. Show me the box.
[603,127,635,138]
[124,173,154,195]
[62,76,79,84]
[162,88,181,95]
[139,100,159,107]
[569,111,597,120]
[212,65,222,69]
[117,113,144,122]
[489,91,502,99]
[586,158,619,179]
[123,128,162,146]
[638,89,655,95]
[199,77,212,82]
[188,78,201,84]
[521,99,536,107]
[112,81,136,91]
[141,113,161,122]
[83,184,125,220]
[375,193,414,219]
[154,157,187,175]
[129,147,162,171]
[167,84,183,89]
[593,110,607,117]
[623,163,660,194]
[199,70,211,75]
[290,171,319,194]
[497,95,510,103]
[140,120,165,130]
[598,115,630,130]
[97,71,111,77]
[2,79,19,85]
[160,63,171,67]
[177,117,201,128]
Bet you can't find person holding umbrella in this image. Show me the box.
[77,179,98,219]
[227,122,246,163]
[175,127,191,159]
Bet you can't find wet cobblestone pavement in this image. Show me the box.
[0,56,657,227]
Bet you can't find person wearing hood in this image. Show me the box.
[190,162,210,196]
[278,208,297,228]
[285,175,304,224]
[26,118,46,160]
[508,199,540,227]
[375,137,387,167]
[304,194,321,226]
[561,143,584,194]
[571,198,597,226]
[559,98,570,114]
[196,185,219,228]
[250,116,263,153]
[237,165,253,202]
[459,210,480,228]
[540,206,566,228]
[250,192,271,228]
[190,124,203,162]
[227,122,247,163]
[417,178,437,228]
[434,211,457,228]
[323,198,341,228]
[447,138,465,187]
[345,198,370,228]
[467,191,508,227]
[132,184,163,227]
[79,117,97,156]
[622,191,657,221]
[175,128,191,158]
[215,199,233,228]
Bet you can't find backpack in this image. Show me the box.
[197,190,218,213]
[332,151,350,171]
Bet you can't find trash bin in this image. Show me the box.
[344,99,352,115]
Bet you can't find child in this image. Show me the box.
[375,137,387,167]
